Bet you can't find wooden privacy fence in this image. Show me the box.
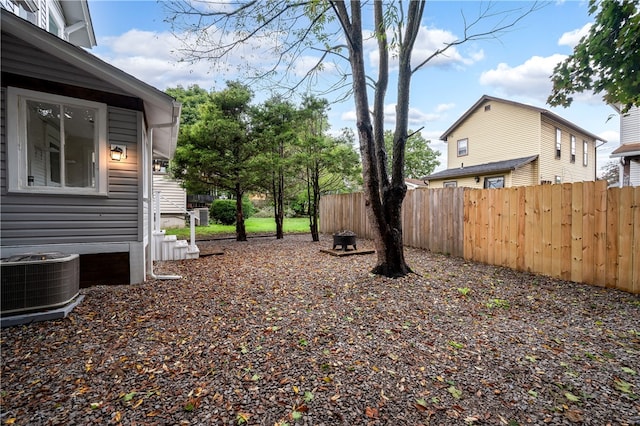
[319,181,640,294]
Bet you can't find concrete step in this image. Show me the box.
[174,239,188,260]
[153,231,200,261]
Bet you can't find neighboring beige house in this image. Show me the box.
[405,178,428,190]
[610,105,640,187]
[424,95,604,189]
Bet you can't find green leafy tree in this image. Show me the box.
[171,81,257,241]
[548,0,640,112]
[296,97,361,241]
[165,85,210,127]
[251,96,299,239]
[165,1,540,277]
[384,130,440,179]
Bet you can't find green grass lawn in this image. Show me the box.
[165,217,311,239]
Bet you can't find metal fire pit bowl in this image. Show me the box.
[332,231,357,251]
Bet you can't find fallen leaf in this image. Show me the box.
[448,385,462,399]
[565,409,584,423]
[365,406,379,418]
[415,398,428,412]
[565,392,580,402]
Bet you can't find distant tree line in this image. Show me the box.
[165,83,363,242]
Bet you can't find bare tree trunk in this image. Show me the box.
[333,0,412,277]
[275,170,284,239]
[234,182,247,241]
[309,162,320,242]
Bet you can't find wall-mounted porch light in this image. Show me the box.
[110,144,127,161]
[475,176,480,183]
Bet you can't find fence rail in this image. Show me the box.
[319,182,639,294]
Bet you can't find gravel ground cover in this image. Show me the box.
[1,234,639,425]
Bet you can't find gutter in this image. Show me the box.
[147,103,182,280]
[595,139,607,182]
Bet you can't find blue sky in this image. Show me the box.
[88,1,620,174]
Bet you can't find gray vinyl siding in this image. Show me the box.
[1,31,129,96]
[0,88,142,246]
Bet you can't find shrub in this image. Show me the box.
[253,205,297,219]
[242,197,255,219]
[209,198,255,225]
[210,200,236,225]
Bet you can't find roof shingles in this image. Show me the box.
[423,155,538,181]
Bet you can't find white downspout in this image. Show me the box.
[147,115,181,280]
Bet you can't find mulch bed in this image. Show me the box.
[1,234,639,425]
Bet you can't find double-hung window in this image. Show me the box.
[583,140,588,166]
[570,135,576,163]
[555,128,562,159]
[48,2,65,39]
[484,176,505,189]
[457,138,468,157]
[7,87,108,195]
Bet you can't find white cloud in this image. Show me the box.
[366,25,484,72]
[598,130,619,145]
[412,26,484,68]
[96,26,343,93]
[558,23,592,48]
[288,56,338,79]
[479,54,567,102]
[341,103,446,127]
[596,129,620,175]
[102,30,178,59]
[96,30,221,90]
[435,103,455,113]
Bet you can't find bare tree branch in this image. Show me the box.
[411,2,544,73]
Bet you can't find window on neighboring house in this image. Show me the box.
[48,12,61,37]
[555,175,562,184]
[443,181,457,188]
[15,1,38,25]
[6,87,108,195]
[555,128,562,159]
[583,140,588,166]
[457,138,468,157]
[570,135,576,163]
[484,176,505,189]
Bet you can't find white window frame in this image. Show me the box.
[483,175,505,189]
[555,128,562,159]
[570,135,576,163]
[457,138,468,157]
[583,140,588,166]
[6,87,108,196]
[443,181,457,188]
[47,2,65,39]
